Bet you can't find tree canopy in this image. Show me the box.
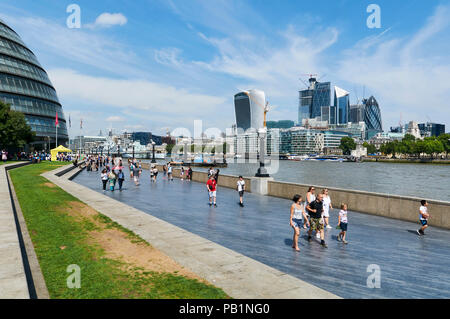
[0,101,34,149]
[339,137,356,155]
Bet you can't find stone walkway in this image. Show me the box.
[0,162,29,299]
[43,165,338,299]
[72,166,450,299]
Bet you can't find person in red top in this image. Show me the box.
[206,175,217,207]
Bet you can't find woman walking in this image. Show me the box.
[322,189,333,229]
[290,194,309,252]
[101,168,108,191]
[108,170,117,191]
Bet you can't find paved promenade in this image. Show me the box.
[43,165,338,299]
[72,167,450,299]
[0,163,29,299]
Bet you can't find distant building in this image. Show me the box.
[266,120,295,129]
[328,122,366,140]
[298,78,331,125]
[234,89,265,131]
[418,122,445,137]
[0,18,69,148]
[363,96,383,139]
[334,86,350,124]
[131,132,163,146]
[406,121,421,139]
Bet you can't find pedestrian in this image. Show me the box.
[150,164,155,182]
[237,176,246,207]
[306,193,327,248]
[2,150,7,163]
[163,165,167,176]
[290,194,309,252]
[322,189,333,229]
[101,168,108,191]
[187,166,193,181]
[152,165,158,182]
[167,164,173,181]
[206,175,217,207]
[337,203,349,244]
[133,164,141,186]
[214,169,220,183]
[417,200,430,236]
[304,186,316,229]
[117,169,125,191]
[180,166,185,180]
[108,170,117,191]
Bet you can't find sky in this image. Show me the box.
[0,0,449,138]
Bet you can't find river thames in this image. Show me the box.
[151,160,449,202]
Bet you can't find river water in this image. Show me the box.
[148,160,449,202]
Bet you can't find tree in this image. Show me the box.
[165,143,174,155]
[438,133,450,158]
[339,137,356,155]
[363,142,377,155]
[0,101,34,149]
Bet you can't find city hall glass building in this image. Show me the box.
[0,19,68,148]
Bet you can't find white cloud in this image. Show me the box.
[92,13,128,28]
[0,13,142,77]
[106,116,125,122]
[336,5,450,127]
[48,68,226,115]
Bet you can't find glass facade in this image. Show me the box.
[299,80,331,124]
[334,86,350,125]
[311,82,331,119]
[0,19,68,147]
[363,96,382,139]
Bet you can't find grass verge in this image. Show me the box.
[9,162,228,299]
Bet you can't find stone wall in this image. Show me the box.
[268,180,450,229]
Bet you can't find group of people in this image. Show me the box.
[289,188,346,251]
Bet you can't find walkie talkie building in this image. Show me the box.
[0,18,68,148]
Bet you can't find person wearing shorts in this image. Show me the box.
[322,188,333,229]
[206,175,217,207]
[337,203,349,244]
[306,193,327,248]
[417,200,429,236]
[290,194,309,252]
[237,176,245,207]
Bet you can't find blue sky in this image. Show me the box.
[1,0,449,137]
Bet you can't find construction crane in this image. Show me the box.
[242,91,273,128]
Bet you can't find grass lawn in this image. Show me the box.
[9,162,228,299]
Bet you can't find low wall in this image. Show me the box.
[141,163,252,191]
[268,180,450,229]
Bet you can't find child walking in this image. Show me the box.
[417,200,430,236]
[337,203,348,244]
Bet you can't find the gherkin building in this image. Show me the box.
[0,18,68,149]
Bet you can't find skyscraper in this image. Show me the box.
[334,86,350,124]
[234,89,265,131]
[363,96,382,139]
[0,19,69,148]
[298,77,331,124]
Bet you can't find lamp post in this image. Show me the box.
[183,142,188,163]
[255,128,270,177]
[132,145,135,159]
[151,140,156,163]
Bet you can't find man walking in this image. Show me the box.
[306,193,327,248]
[237,176,245,207]
[206,175,217,207]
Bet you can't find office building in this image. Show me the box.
[334,86,350,124]
[298,77,331,125]
[266,120,295,129]
[363,96,383,139]
[0,18,69,148]
[234,89,265,131]
[418,122,445,137]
